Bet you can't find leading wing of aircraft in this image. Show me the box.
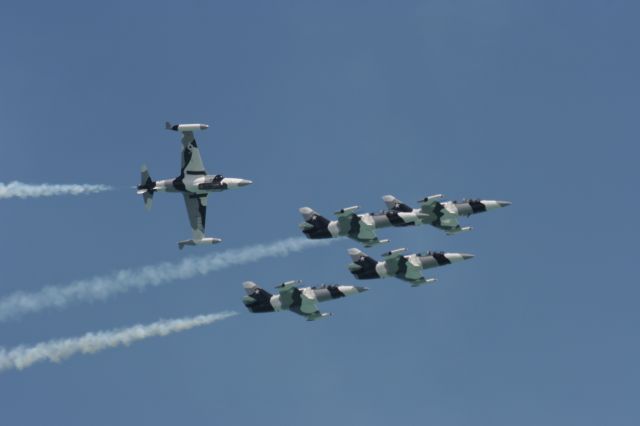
[334,207,388,247]
[384,253,429,285]
[276,281,328,321]
[420,197,469,234]
[182,193,208,240]
[402,254,426,282]
[179,131,207,176]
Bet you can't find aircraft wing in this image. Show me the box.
[419,198,469,234]
[179,131,207,176]
[346,213,389,247]
[431,203,470,234]
[182,193,208,240]
[276,282,329,321]
[402,254,426,282]
[434,203,459,227]
[385,254,431,285]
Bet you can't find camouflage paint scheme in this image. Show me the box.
[242,280,368,321]
[374,194,511,235]
[299,194,510,245]
[347,247,474,286]
[299,205,388,247]
[136,122,252,249]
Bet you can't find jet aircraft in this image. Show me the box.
[347,247,474,286]
[375,194,511,235]
[299,205,389,247]
[137,122,252,249]
[242,280,368,321]
[299,195,510,245]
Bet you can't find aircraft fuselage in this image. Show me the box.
[152,174,252,195]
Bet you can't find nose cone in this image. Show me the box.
[200,124,209,130]
[336,285,369,296]
[445,252,474,263]
[498,200,512,208]
[223,178,253,189]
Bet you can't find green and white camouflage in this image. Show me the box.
[347,247,474,287]
[299,205,389,247]
[242,280,368,321]
[299,194,510,245]
[374,194,511,235]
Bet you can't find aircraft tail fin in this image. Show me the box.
[298,207,331,238]
[137,164,155,210]
[243,281,267,296]
[140,164,152,187]
[348,247,369,262]
[242,281,275,313]
[382,195,413,212]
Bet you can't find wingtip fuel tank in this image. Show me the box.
[165,121,209,132]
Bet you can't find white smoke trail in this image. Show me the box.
[0,181,112,199]
[0,237,333,321]
[0,311,236,372]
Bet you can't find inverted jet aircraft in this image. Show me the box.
[347,247,474,286]
[299,195,510,245]
[242,280,368,321]
[137,122,252,249]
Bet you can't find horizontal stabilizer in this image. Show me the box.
[138,164,155,211]
[143,191,153,211]
[298,222,315,230]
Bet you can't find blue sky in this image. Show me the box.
[1,1,638,424]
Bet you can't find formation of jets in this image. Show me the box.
[299,194,511,246]
[136,122,511,320]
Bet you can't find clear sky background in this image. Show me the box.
[1,1,638,425]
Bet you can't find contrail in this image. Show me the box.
[0,237,333,321]
[0,311,237,373]
[0,181,112,199]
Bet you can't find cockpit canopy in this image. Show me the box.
[419,250,444,257]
